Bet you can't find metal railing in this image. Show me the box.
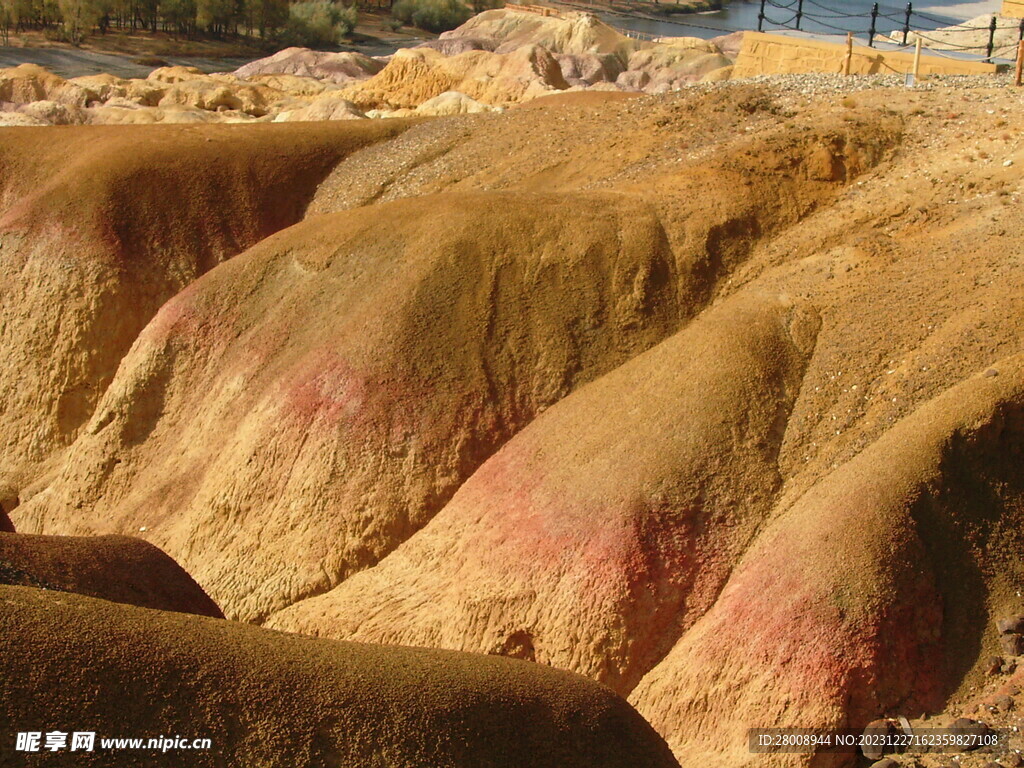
[755,0,1024,61]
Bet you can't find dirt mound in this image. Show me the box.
[268,290,819,695]
[233,47,385,83]
[0,532,222,617]
[7,81,1024,766]
[443,9,639,62]
[623,41,732,92]
[272,91,368,121]
[16,189,686,622]
[2,584,679,768]
[340,44,569,109]
[0,120,411,498]
[631,358,1024,764]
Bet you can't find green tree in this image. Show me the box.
[0,0,14,43]
[243,0,285,37]
[281,0,355,47]
[196,0,234,33]
[391,0,468,33]
[58,0,101,43]
[160,0,196,36]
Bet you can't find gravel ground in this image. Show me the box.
[705,71,1016,94]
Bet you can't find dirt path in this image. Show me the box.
[0,35,422,79]
[0,45,255,78]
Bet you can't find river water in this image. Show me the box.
[600,0,1002,40]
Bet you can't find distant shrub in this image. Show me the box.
[282,0,357,47]
[391,0,470,33]
[57,0,100,44]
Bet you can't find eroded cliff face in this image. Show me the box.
[5,80,1024,766]
[0,120,410,497]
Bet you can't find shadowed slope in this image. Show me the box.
[0,120,412,495]
[1,585,680,768]
[0,532,222,617]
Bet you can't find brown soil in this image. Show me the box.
[2,80,1024,766]
[0,532,222,616]
[1,584,679,767]
[0,119,413,497]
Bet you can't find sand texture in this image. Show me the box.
[3,77,1024,766]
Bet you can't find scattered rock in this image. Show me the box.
[997,615,1024,634]
[1000,633,1024,656]
[993,694,1014,712]
[950,718,991,750]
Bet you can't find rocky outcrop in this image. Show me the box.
[625,39,732,91]
[556,52,624,86]
[233,46,385,83]
[443,9,639,62]
[0,63,94,106]
[272,91,367,121]
[0,12,739,125]
[339,44,569,110]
